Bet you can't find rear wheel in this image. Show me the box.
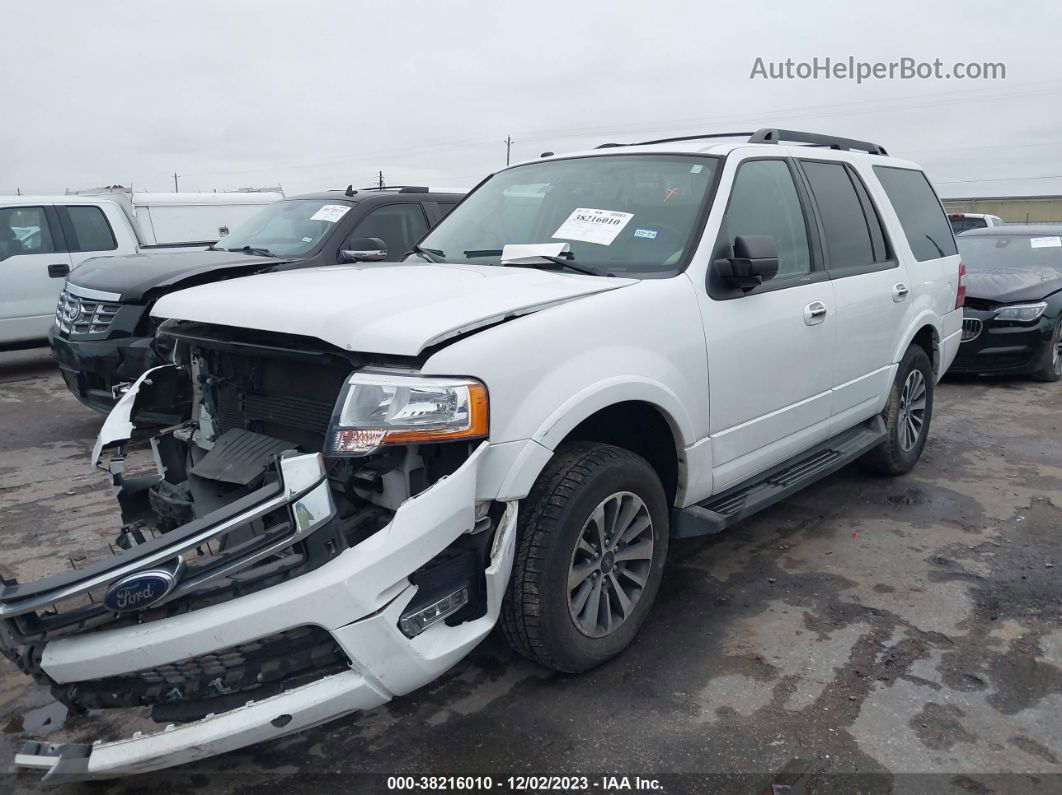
[1031,318,1062,383]
[500,442,669,673]
[862,345,934,476]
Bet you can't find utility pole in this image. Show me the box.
[172,172,180,192]
[376,171,385,189]
[504,135,514,166]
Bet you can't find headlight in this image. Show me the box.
[328,373,488,456]
[994,302,1047,322]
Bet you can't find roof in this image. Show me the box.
[0,193,281,207]
[525,129,922,171]
[958,224,1062,236]
[0,195,127,207]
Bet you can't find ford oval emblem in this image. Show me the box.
[104,568,179,613]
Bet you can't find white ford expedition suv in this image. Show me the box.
[3,129,964,782]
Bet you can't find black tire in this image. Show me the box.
[500,442,669,673]
[1031,317,1062,383]
[862,345,935,476]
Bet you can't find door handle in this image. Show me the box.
[48,263,70,278]
[803,301,828,326]
[892,282,909,302]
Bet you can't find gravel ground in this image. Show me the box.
[0,346,1060,794]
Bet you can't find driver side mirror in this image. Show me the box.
[341,237,387,262]
[714,235,779,291]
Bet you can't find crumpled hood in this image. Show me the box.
[69,250,283,303]
[965,266,1062,304]
[152,262,635,356]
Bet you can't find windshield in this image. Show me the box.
[958,233,1062,273]
[214,198,352,257]
[418,154,720,275]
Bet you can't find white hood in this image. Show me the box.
[151,262,634,356]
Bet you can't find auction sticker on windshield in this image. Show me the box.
[553,208,634,246]
[310,204,351,223]
[1030,236,1062,248]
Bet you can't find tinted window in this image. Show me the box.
[723,159,810,277]
[949,215,988,234]
[802,161,876,269]
[350,204,428,258]
[873,167,957,261]
[847,167,889,261]
[418,155,720,274]
[437,203,457,218]
[67,205,117,252]
[0,206,56,262]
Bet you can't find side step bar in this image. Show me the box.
[671,416,886,538]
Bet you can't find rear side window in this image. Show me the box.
[873,167,957,261]
[0,206,56,262]
[802,161,889,270]
[723,159,811,277]
[66,206,117,252]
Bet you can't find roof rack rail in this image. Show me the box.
[633,131,755,147]
[749,128,888,155]
[595,132,754,149]
[594,129,888,156]
[355,185,429,192]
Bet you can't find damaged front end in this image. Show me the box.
[2,321,517,783]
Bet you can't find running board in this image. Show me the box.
[671,416,886,538]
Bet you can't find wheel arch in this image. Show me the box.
[894,315,941,376]
[495,380,692,507]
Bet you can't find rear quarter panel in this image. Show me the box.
[859,161,961,378]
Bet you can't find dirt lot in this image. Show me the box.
[0,346,1060,794]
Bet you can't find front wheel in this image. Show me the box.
[500,442,669,673]
[1031,317,1062,383]
[862,344,934,476]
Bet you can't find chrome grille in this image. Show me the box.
[961,317,983,343]
[55,288,121,335]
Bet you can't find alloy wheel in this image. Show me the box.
[897,369,927,452]
[567,491,654,638]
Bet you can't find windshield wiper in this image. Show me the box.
[463,249,606,277]
[228,245,275,257]
[411,244,445,263]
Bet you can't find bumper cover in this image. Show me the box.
[50,329,163,414]
[9,437,516,782]
[949,307,1054,375]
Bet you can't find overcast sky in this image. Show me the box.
[3,0,1062,199]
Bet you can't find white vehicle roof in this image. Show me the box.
[0,192,282,207]
[0,194,126,207]
[526,134,924,172]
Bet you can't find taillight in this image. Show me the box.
[955,262,967,309]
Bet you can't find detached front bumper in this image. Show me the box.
[5,441,516,783]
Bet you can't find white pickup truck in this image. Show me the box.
[0,191,281,349]
[2,129,963,782]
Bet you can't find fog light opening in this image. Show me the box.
[399,587,470,638]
